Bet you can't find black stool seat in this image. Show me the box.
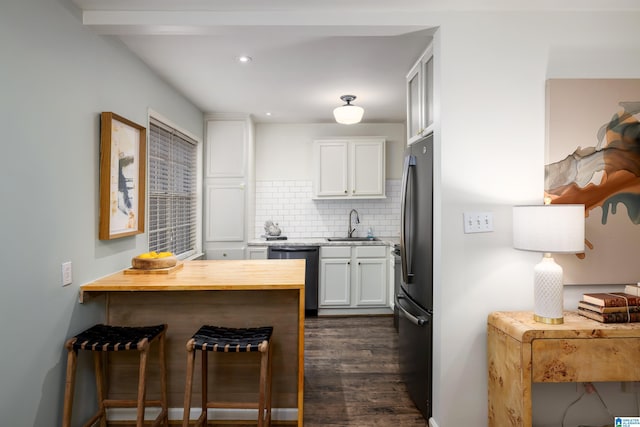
[191,326,273,352]
[62,323,168,427]
[183,325,274,427]
[69,324,166,351]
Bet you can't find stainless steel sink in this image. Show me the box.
[326,237,379,242]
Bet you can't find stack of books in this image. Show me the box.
[577,291,640,323]
[623,283,640,296]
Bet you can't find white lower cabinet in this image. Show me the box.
[355,257,387,306]
[320,257,351,306]
[320,245,388,308]
[246,246,268,260]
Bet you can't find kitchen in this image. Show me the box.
[5,1,640,427]
[201,53,434,422]
[79,3,436,424]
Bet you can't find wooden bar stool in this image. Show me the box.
[62,323,168,427]
[182,325,274,427]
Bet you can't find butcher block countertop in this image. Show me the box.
[80,259,305,302]
[79,258,307,422]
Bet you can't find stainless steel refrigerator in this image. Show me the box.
[396,133,433,419]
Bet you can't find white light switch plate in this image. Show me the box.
[463,212,493,233]
[62,261,72,286]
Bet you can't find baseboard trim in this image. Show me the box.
[318,307,393,316]
[106,407,298,422]
[429,417,439,427]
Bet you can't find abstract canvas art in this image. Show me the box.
[99,112,146,240]
[545,79,640,285]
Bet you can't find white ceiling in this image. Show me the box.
[72,0,639,124]
[119,29,433,124]
[71,0,438,124]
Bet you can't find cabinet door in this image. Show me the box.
[206,120,247,178]
[351,140,385,197]
[407,42,434,145]
[406,61,423,145]
[423,54,434,131]
[354,258,387,306]
[314,141,348,197]
[319,258,351,306]
[205,182,245,241]
[246,246,267,259]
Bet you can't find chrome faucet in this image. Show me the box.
[348,209,360,237]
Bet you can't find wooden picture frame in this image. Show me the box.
[99,112,146,240]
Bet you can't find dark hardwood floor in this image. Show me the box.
[303,315,427,427]
[107,315,428,426]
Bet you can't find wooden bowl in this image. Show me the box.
[131,255,177,270]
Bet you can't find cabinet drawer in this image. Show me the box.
[206,248,245,260]
[532,338,640,382]
[321,246,351,258]
[354,246,387,258]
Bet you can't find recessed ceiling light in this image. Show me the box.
[238,56,252,63]
[265,112,272,116]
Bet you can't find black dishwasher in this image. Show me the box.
[267,246,319,317]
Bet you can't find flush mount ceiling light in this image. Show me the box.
[237,55,252,63]
[333,95,364,125]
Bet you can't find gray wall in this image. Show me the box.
[0,0,203,425]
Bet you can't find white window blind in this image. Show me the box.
[148,117,198,258]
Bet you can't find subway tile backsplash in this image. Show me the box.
[254,180,401,239]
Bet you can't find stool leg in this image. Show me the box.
[258,345,268,427]
[158,331,169,427]
[136,346,150,427]
[200,350,209,426]
[62,346,77,427]
[265,343,273,427]
[93,351,107,427]
[183,340,196,427]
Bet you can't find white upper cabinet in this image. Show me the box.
[351,140,385,197]
[313,140,349,197]
[206,120,247,178]
[406,43,434,145]
[313,138,385,199]
[205,182,245,241]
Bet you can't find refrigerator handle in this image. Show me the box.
[400,154,416,284]
[395,295,429,326]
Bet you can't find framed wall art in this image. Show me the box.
[545,79,640,285]
[99,112,146,240]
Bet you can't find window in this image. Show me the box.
[148,117,199,258]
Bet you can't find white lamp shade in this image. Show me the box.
[333,104,364,125]
[513,204,585,253]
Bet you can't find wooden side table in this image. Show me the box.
[487,311,640,426]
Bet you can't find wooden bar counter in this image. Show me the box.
[487,311,640,427]
[80,259,306,425]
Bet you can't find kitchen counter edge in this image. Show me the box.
[247,237,398,247]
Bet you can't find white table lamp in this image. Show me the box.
[512,204,585,324]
